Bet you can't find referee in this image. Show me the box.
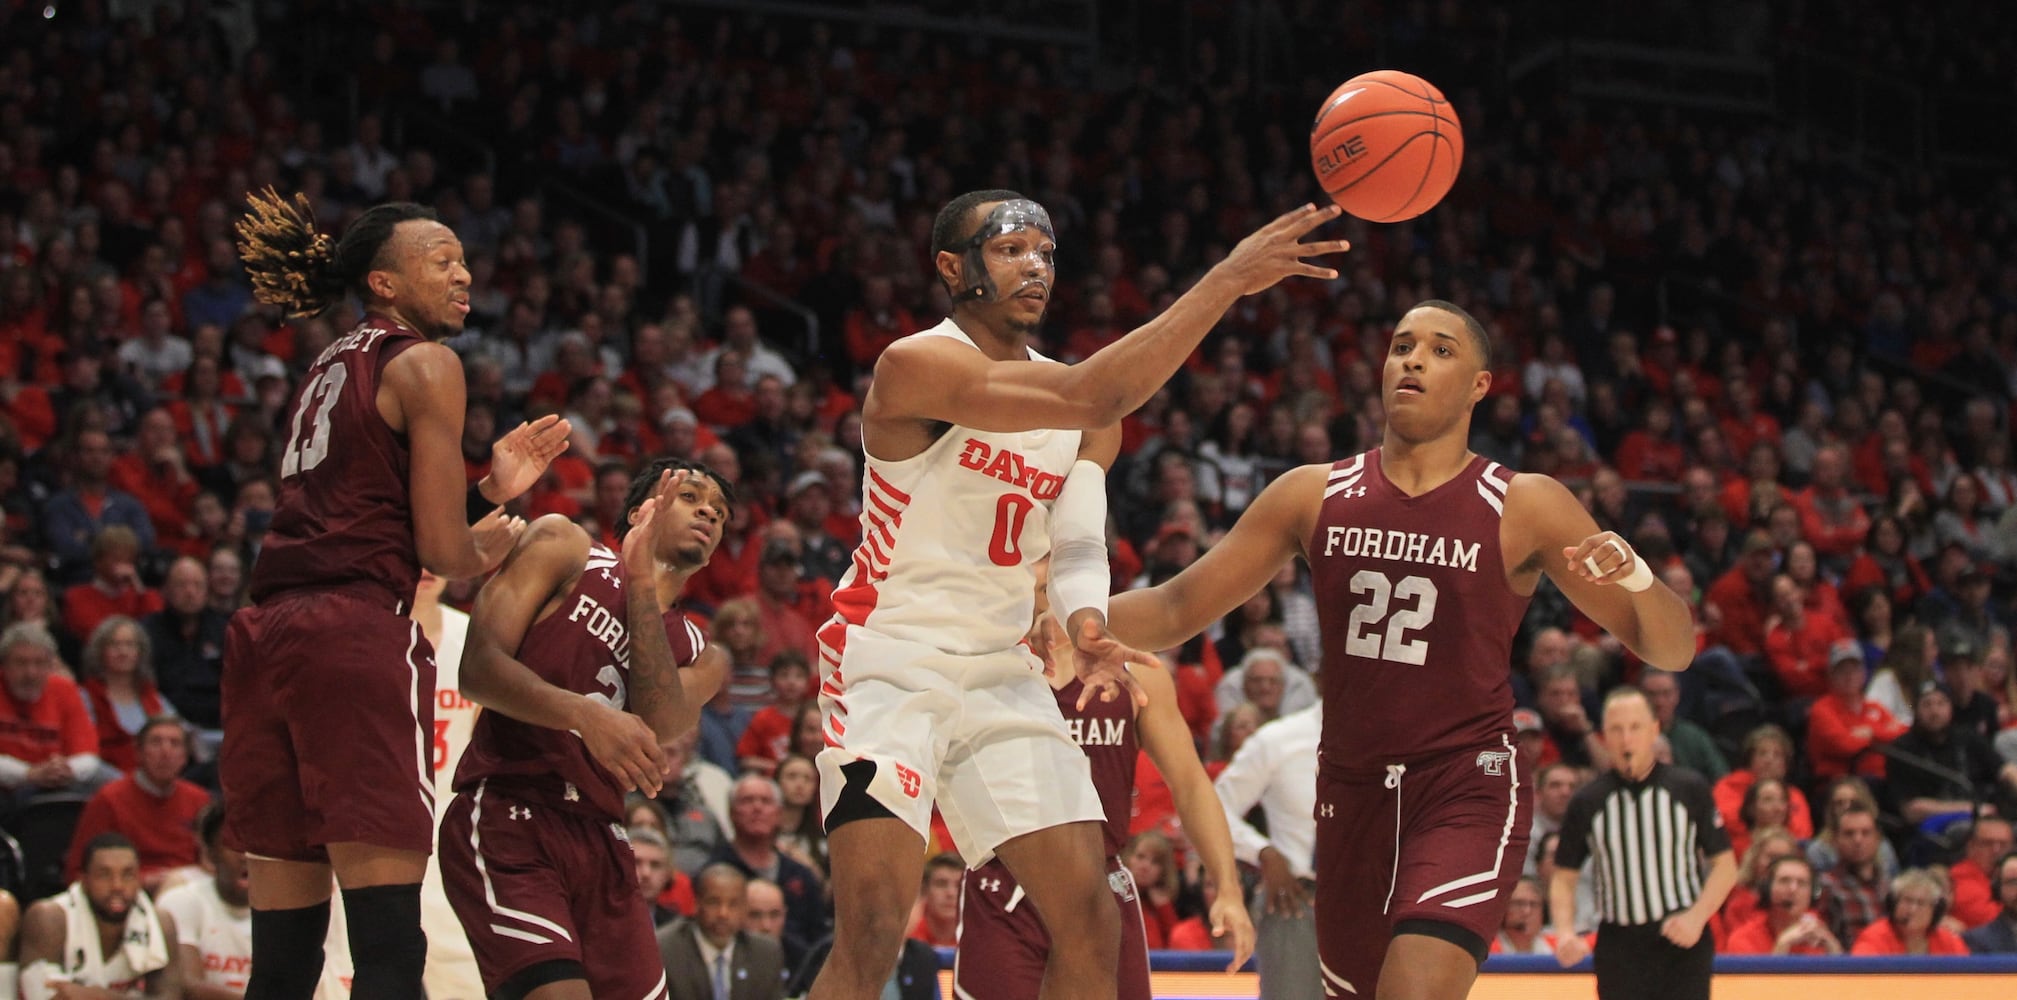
[1551,687,1738,1000]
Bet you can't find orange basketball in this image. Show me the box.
[1309,70,1463,223]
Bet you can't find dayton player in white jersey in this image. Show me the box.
[806,190,1347,1000]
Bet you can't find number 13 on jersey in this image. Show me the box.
[279,361,349,476]
[1345,570,1439,665]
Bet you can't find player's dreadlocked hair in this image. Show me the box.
[234,187,438,317]
[618,457,737,541]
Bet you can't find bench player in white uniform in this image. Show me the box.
[805,190,1346,1000]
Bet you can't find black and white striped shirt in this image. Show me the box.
[1553,763,1732,927]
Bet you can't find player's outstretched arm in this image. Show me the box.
[385,342,524,578]
[869,205,1349,434]
[462,514,668,795]
[1505,474,1697,672]
[1108,464,1325,652]
[1135,664,1256,971]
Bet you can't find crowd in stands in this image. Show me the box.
[0,0,2014,983]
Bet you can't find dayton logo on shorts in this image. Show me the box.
[893,762,922,798]
[1475,750,1512,776]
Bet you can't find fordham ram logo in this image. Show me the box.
[1475,750,1512,776]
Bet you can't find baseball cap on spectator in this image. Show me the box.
[1941,635,1979,662]
[659,406,698,430]
[1828,639,1864,668]
[1914,679,1955,708]
[1512,708,1544,735]
[786,470,830,500]
[1741,530,1776,556]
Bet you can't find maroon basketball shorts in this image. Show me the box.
[220,589,438,861]
[952,856,1151,1000]
[1313,738,1533,998]
[438,780,668,998]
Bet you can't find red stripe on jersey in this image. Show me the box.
[868,469,912,504]
[865,511,897,548]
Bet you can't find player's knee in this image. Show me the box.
[247,902,331,999]
[342,883,427,993]
[1043,882,1122,957]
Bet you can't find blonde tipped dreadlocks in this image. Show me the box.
[235,187,344,317]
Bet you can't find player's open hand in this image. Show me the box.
[1067,614,1161,710]
[621,469,679,580]
[471,508,527,574]
[1552,931,1591,968]
[485,414,573,502]
[1213,203,1351,296]
[573,696,668,797]
[1210,894,1258,973]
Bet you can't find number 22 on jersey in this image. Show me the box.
[1345,570,1439,665]
[279,361,348,476]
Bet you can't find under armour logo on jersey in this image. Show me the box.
[508,806,531,821]
[979,878,1001,893]
[1336,486,1367,498]
[893,763,922,798]
[1319,803,1335,818]
[1325,454,1367,499]
[1475,750,1512,776]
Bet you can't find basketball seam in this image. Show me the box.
[1312,110,1462,152]
[1380,131,1442,223]
[1344,75,1450,108]
[1320,130,1443,196]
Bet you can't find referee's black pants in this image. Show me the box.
[1593,921,1714,1000]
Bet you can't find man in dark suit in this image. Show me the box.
[1962,852,2017,954]
[709,773,830,946]
[660,863,785,1000]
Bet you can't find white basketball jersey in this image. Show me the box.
[421,605,484,1000]
[153,879,251,990]
[826,319,1083,656]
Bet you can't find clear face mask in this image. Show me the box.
[955,198,1057,303]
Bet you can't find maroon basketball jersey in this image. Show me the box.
[454,542,707,820]
[1309,450,1530,772]
[1057,677,1138,857]
[250,316,426,609]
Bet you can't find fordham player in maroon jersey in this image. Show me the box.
[953,567,1256,1000]
[1105,300,1697,1000]
[441,461,732,1000]
[222,190,569,1000]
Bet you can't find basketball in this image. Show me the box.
[1309,70,1463,223]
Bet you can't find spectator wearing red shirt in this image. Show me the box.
[1718,381,1783,459]
[734,650,809,776]
[1784,541,1850,635]
[1705,530,1778,657]
[1719,441,1795,528]
[61,525,165,643]
[907,854,962,948]
[108,409,200,547]
[692,350,757,429]
[1724,856,1843,955]
[63,717,209,893]
[1807,641,1908,781]
[1166,872,1240,951]
[1951,819,2014,929]
[1850,868,1971,955]
[1122,830,1182,950]
[749,541,819,668]
[842,275,916,371]
[1613,398,1686,482]
[1712,725,1815,853]
[1763,574,1849,699]
[1793,446,1870,562]
[76,616,171,775]
[0,621,104,803]
[1843,515,1933,610]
